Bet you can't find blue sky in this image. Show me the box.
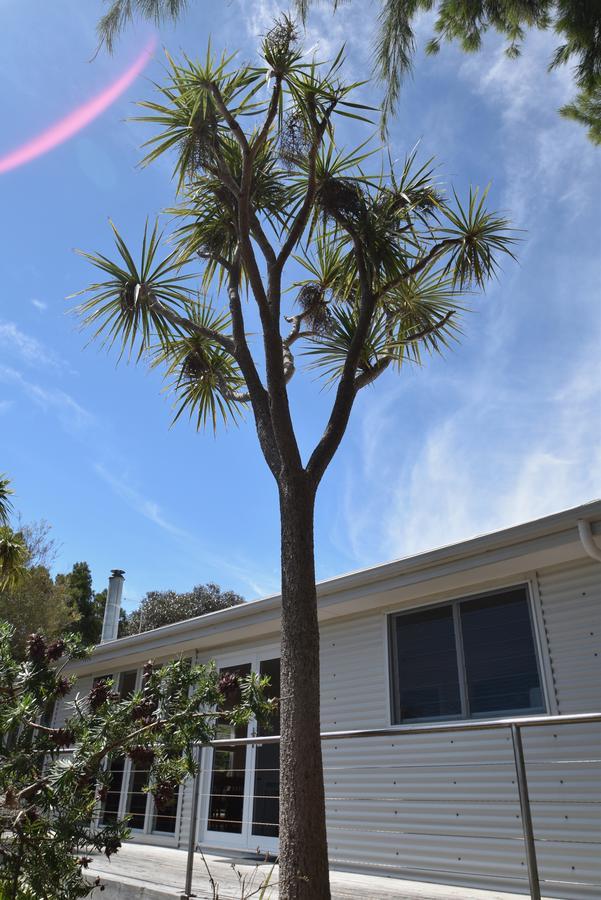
[1,1,599,611]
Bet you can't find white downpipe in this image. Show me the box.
[577,519,601,563]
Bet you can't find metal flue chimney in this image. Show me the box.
[101,569,125,643]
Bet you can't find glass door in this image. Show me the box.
[201,656,280,852]
[205,663,252,845]
[251,658,280,846]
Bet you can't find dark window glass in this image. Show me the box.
[207,664,251,834]
[101,756,125,824]
[153,793,178,834]
[252,658,280,839]
[118,670,137,699]
[392,605,461,721]
[127,764,149,830]
[390,586,544,723]
[460,589,543,715]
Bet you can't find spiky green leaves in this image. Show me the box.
[0,474,14,527]
[439,188,517,289]
[303,267,461,383]
[74,220,195,361]
[0,526,28,592]
[152,305,247,430]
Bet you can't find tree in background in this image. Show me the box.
[0,566,78,659]
[0,622,274,899]
[121,583,243,636]
[56,561,108,645]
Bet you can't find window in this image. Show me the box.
[118,670,138,699]
[389,586,545,723]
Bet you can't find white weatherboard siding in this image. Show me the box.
[52,504,601,897]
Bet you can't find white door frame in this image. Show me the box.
[198,645,280,854]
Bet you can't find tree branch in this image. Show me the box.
[375,238,459,300]
[307,237,376,487]
[146,294,235,356]
[205,82,249,154]
[225,260,281,477]
[274,100,337,274]
[353,311,455,390]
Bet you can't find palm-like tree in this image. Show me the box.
[0,475,28,592]
[96,0,601,139]
[0,474,14,527]
[80,17,515,898]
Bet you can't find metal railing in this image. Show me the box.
[177,711,601,900]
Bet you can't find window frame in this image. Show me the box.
[387,582,548,725]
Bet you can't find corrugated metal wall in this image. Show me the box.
[318,560,601,898]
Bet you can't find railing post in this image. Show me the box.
[511,724,541,900]
[181,745,202,900]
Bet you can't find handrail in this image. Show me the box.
[208,710,601,747]
[192,711,601,900]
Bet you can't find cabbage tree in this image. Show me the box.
[76,19,515,898]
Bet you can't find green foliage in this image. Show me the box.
[0,622,275,899]
[55,563,106,646]
[120,583,244,636]
[0,528,28,594]
[97,0,189,52]
[0,475,14,528]
[0,566,78,659]
[560,82,601,144]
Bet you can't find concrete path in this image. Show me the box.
[88,843,543,900]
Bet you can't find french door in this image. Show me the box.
[201,654,280,853]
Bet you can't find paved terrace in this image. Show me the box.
[89,844,560,899]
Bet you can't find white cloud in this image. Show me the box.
[0,320,61,369]
[94,462,191,539]
[341,328,601,565]
[0,364,92,430]
[459,31,598,226]
[31,299,47,312]
[93,463,278,598]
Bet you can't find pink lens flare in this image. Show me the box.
[0,37,157,175]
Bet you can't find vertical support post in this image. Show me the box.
[181,745,202,900]
[511,724,541,900]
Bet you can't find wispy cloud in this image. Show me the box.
[0,320,63,369]
[31,299,47,312]
[93,463,278,598]
[340,325,601,565]
[459,31,598,226]
[0,364,92,431]
[94,462,191,539]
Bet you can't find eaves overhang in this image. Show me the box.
[69,499,601,675]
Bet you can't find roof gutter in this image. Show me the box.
[577,518,601,563]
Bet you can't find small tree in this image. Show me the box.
[121,583,244,635]
[0,622,273,899]
[76,19,515,898]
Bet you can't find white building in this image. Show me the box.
[56,501,601,898]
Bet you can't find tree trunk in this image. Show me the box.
[278,476,331,900]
